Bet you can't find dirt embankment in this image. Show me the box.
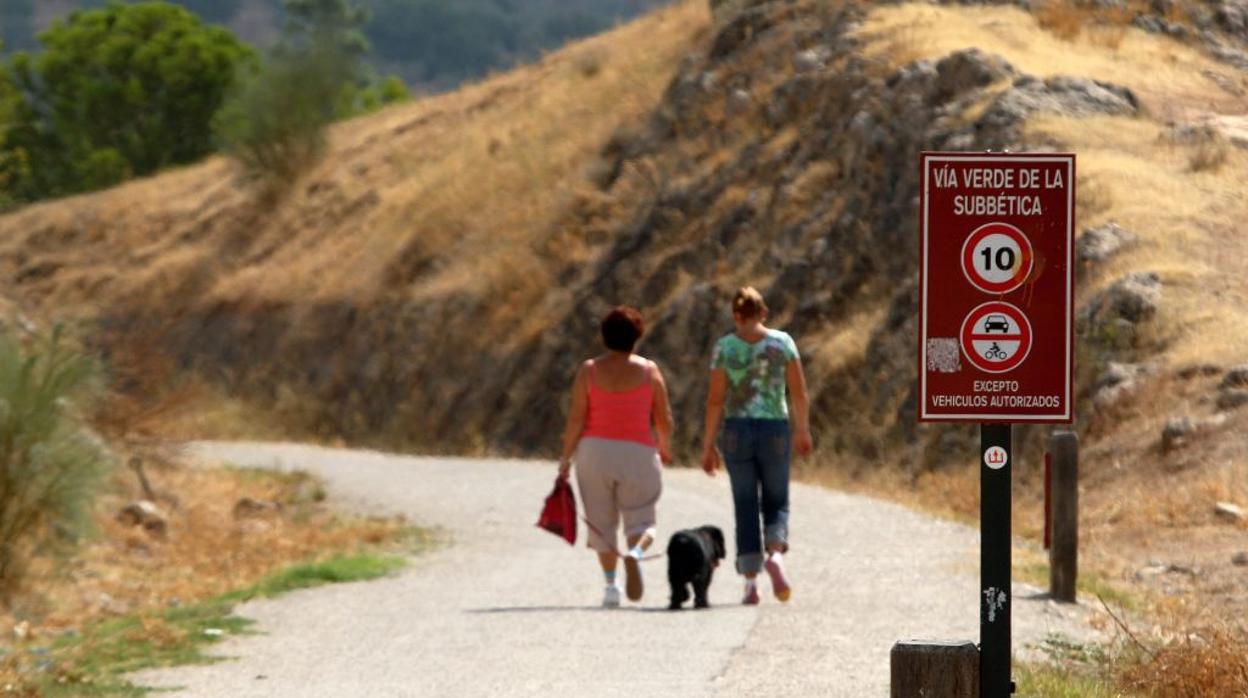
[2,0,1247,476]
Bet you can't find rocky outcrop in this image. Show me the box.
[1077,223,1137,264]
[974,75,1140,151]
[1220,364,1248,388]
[930,49,1016,104]
[1092,361,1154,406]
[1160,412,1226,450]
[1081,272,1163,328]
[117,500,167,538]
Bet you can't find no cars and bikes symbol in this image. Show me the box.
[959,301,1032,374]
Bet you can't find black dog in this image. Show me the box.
[666,525,726,610]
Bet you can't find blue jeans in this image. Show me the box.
[720,418,791,575]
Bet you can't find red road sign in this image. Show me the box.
[918,152,1075,422]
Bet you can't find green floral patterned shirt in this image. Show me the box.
[710,329,799,419]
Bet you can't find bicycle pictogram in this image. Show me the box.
[959,302,1032,374]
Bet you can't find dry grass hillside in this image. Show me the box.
[2,1,1248,687]
[0,0,713,446]
[0,0,709,313]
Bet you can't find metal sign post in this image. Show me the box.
[918,152,1076,698]
[980,423,1012,697]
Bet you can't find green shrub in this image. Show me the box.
[283,0,371,60]
[0,59,20,211]
[351,74,410,115]
[214,41,350,188]
[0,327,111,602]
[77,147,131,192]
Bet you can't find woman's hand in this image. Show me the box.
[557,457,572,480]
[785,358,813,459]
[701,446,720,476]
[659,446,674,466]
[794,427,814,458]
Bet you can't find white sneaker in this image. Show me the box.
[602,585,621,608]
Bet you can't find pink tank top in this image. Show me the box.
[582,360,656,447]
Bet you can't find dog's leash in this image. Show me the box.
[579,515,664,562]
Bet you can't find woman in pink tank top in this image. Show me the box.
[559,306,674,608]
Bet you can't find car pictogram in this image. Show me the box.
[983,315,1011,333]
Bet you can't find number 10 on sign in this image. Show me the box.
[961,222,1034,295]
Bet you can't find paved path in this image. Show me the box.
[132,442,1099,697]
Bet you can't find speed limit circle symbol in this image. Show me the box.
[961,222,1034,294]
[960,302,1033,374]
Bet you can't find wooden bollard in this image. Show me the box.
[891,640,980,698]
[1049,430,1079,603]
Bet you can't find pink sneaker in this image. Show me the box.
[742,584,760,606]
[765,555,791,602]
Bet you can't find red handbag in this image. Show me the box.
[536,476,577,546]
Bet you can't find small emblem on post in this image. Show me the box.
[983,445,1008,470]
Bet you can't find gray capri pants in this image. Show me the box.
[574,436,662,553]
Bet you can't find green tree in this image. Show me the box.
[0,47,16,132]
[280,0,405,117]
[0,46,23,209]
[0,327,110,601]
[282,0,371,58]
[75,0,242,25]
[0,2,253,203]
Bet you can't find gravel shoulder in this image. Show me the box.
[131,442,1102,697]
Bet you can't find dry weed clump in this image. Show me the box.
[1116,625,1248,697]
[870,21,934,69]
[1077,172,1115,219]
[1187,133,1230,172]
[1035,0,1088,41]
[1035,0,1135,48]
[0,463,407,639]
[90,329,207,448]
[1088,16,1129,51]
[0,654,38,697]
[574,48,607,78]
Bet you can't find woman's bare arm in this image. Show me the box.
[559,363,590,477]
[701,369,727,475]
[786,358,813,457]
[650,363,675,464]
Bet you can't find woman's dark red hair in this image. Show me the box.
[601,306,644,352]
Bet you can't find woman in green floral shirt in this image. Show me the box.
[701,287,812,605]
